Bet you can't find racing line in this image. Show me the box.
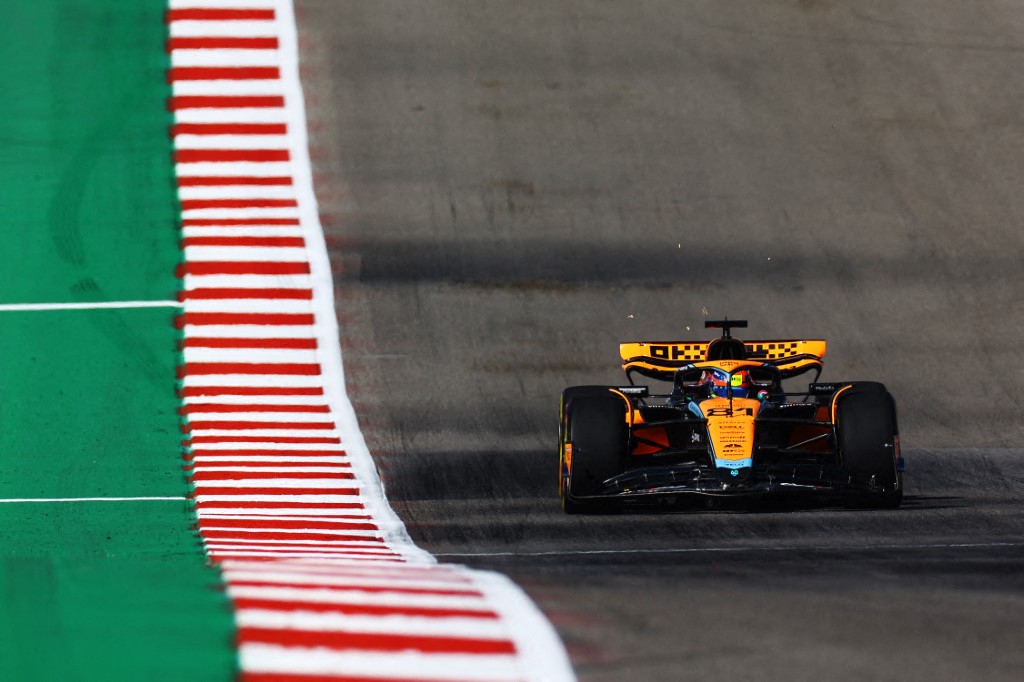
[168,1,573,679]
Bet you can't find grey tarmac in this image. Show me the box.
[295,1,1024,679]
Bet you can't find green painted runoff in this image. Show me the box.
[0,2,237,679]
[0,1,181,305]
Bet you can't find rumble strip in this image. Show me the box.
[168,1,574,679]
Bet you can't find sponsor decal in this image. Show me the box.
[650,344,703,360]
[716,458,753,469]
[705,407,755,417]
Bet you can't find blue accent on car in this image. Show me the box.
[715,458,753,469]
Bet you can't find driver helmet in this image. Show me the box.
[705,369,754,398]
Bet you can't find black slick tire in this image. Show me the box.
[835,383,903,509]
[558,387,617,504]
[560,390,627,514]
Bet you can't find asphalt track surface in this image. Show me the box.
[295,2,1024,679]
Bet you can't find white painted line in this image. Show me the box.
[223,578,476,592]
[211,550,400,560]
[173,109,288,124]
[179,192,299,208]
[169,22,279,39]
[206,512,367,520]
[181,302,313,316]
[192,463,351,470]
[202,515,370,524]
[193,470,351,478]
[224,571,476,592]
[186,410,330,420]
[209,548,391,558]
[222,559,469,579]
[188,430,339,440]
[170,0,277,7]
[183,245,308,261]
[0,301,182,312]
[202,525,376,534]
[228,585,495,611]
[194,494,360,503]
[240,645,522,682]
[181,208,301,220]
[201,519,378,529]
[174,80,285,97]
[170,0,278,8]
[188,438,335,448]
[192,463,346,471]
[184,227,303,238]
[182,276,313,292]
[184,395,329,406]
[207,542,387,551]
[178,186,298,201]
[222,560,470,580]
[0,496,188,503]
[192,475,352,485]
[197,507,357,517]
[178,161,294,176]
[236,609,509,637]
[207,532,378,543]
[181,374,324,388]
[171,50,283,69]
[175,134,291,150]
[186,408,329,421]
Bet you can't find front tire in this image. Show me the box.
[560,391,627,514]
[835,383,902,509]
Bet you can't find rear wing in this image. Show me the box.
[620,339,827,382]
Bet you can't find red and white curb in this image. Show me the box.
[168,1,574,680]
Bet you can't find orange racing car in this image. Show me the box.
[558,320,903,512]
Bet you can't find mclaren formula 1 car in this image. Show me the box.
[558,320,903,512]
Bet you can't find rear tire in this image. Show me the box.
[835,383,902,509]
[560,391,627,514]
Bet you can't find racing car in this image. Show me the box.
[558,320,903,512]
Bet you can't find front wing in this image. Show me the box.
[576,415,893,502]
